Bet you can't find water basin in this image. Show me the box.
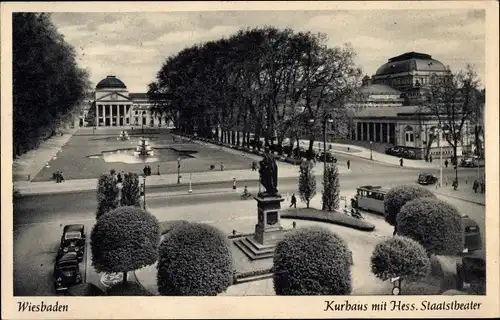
[87,148,196,164]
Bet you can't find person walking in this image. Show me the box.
[480,179,485,193]
[290,193,297,208]
[143,166,148,176]
[444,159,449,168]
[347,160,351,170]
[399,158,404,167]
[473,179,479,193]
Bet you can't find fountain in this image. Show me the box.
[134,137,154,157]
[117,130,130,141]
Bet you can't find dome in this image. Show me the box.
[96,75,127,89]
[375,52,447,76]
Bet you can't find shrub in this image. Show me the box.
[106,282,153,296]
[273,227,352,295]
[383,185,436,231]
[397,198,464,256]
[322,164,340,211]
[91,206,160,284]
[298,160,316,208]
[157,222,233,296]
[120,172,140,206]
[159,220,190,236]
[370,236,431,283]
[96,173,119,219]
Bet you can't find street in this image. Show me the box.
[12,154,485,296]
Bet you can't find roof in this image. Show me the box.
[375,52,447,76]
[96,75,127,89]
[358,84,402,95]
[64,224,84,232]
[57,252,78,264]
[353,105,428,118]
[129,93,149,100]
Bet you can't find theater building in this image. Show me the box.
[349,52,474,159]
[80,75,172,128]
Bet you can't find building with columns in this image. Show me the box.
[80,75,172,128]
[349,52,474,160]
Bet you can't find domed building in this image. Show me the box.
[82,75,172,128]
[348,52,473,160]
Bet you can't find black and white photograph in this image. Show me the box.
[2,1,499,319]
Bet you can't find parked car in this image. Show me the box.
[462,215,482,253]
[57,224,85,262]
[385,146,402,156]
[417,172,438,185]
[317,151,337,163]
[53,252,83,294]
[460,155,483,167]
[456,249,485,294]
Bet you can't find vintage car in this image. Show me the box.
[317,151,338,163]
[57,224,85,262]
[64,283,105,296]
[462,215,482,253]
[456,249,485,294]
[417,172,438,185]
[385,146,403,156]
[53,252,83,293]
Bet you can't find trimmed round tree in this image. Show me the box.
[273,227,352,295]
[91,206,160,283]
[298,160,316,208]
[322,164,340,211]
[371,236,431,285]
[397,198,464,256]
[383,185,436,234]
[157,222,233,296]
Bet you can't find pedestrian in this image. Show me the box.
[399,158,403,167]
[59,171,65,182]
[143,166,148,176]
[429,155,433,163]
[480,180,485,193]
[453,179,458,190]
[147,165,152,176]
[347,160,351,170]
[290,193,297,208]
[251,161,257,171]
[444,159,449,168]
[473,180,479,193]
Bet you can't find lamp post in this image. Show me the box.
[142,175,147,210]
[323,115,334,176]
[434,126,450,187]
[370,141,373,160]
[177,157,181,184]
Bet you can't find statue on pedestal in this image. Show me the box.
[258,147,279,197]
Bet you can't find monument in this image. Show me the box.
[234,147,285,260]
[117,130,130,141]
[133,137,154,157]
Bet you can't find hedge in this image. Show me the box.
[91,206,160,275]
[157,222,233,296]
[370,236,431,282]
[397,198,464,256]
[106,282,153,296]
[273,227,352,295]
[384,185,436,227]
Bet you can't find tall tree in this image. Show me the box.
[13,13,90,157]
[426,65,482,184]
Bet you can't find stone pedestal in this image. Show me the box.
[234,195,285,260]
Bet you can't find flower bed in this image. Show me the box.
[281,208,375,232]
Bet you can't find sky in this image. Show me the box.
[51,10,485,93]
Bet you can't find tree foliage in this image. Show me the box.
[120,173,141,207]
[371,236,431,282]
[90,206,160,280]
[298,160,316,208]
[13,13,90,157]
[383,185,436,228]
[157,222,233,296]
[96,174,119,219]
[273,227,352,295]
[148,27,361,152]
[397,198,464,256]
[322,164,340,211]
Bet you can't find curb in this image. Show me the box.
[281,214,375,232]
[433,191,485,206]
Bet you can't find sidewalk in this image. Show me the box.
[14,164,349,196]
[298,139,441,169]
[432,184,486,206]
[12,127,77,182]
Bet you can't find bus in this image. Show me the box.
[350,185,388,215]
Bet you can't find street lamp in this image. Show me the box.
[323,114,334,176]
[370,141,373,160]
[177,157,181,184]
[142,175,147,210]
[433,126,450,187]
